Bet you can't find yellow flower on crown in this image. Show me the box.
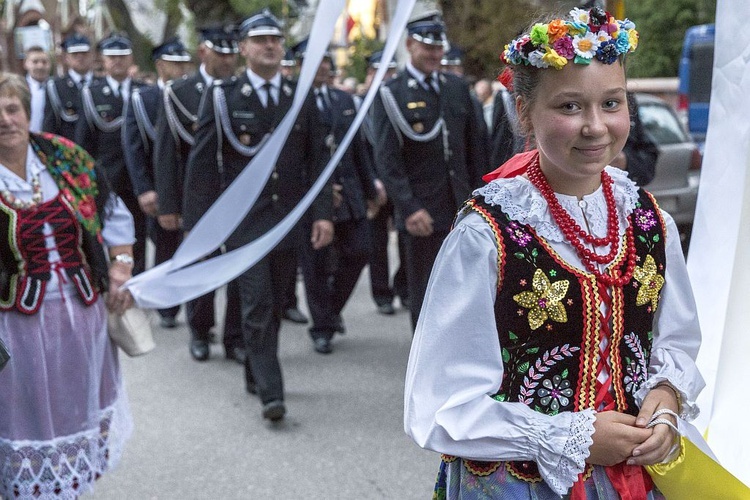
[543,47,567,69]
[628,29,639,51]
[633,254,664,310]
[513,268,570,330]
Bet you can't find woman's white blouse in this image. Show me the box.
[403,167,704,494]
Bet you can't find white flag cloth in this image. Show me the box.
[686,0,750,487]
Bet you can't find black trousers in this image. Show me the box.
[186,276,243,349]
[302,218,371,340]
[404,228,450,330]
[236,247,298,404]
[148,217,181,318]
[368,200,407,306]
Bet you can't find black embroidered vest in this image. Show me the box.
[445,189,667,482]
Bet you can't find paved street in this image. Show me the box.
[94,256,437,499]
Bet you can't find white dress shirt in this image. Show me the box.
[25,75,46,133]
[246,69,281,107]
[404,167,704,494]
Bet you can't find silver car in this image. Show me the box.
[636,93,702,251]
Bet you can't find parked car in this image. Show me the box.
[636,93,702,252]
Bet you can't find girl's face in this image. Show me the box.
[520,60,630,196]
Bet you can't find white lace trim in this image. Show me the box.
[542,409,596,496]
[475,166,640,243]
[0,395,132,499]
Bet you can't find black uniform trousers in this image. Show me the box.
[302,217,371,340]
[146,217,181,318]
[237,246,299,404]
[404,228,451,330]
[368,199,408,308]
[185,249,243,350]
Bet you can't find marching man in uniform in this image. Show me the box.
[372,11,485,329]
[183,10,333,422]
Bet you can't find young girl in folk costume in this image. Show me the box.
[404,8,703,499]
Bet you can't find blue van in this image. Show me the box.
[678,24,715,149]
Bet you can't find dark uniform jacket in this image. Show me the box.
[74,77,148,195]
[153,72,209,217]
[372,69,485,232]
[42,73,99,141]
[183,72,332,250]
[319,86,376,223]
[123,84,160,197]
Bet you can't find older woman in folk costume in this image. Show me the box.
[404,9,703,499]
[0,72,134,498]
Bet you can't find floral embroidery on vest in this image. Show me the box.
[442,192,666,485]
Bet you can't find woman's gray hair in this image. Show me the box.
[0,72,32,120]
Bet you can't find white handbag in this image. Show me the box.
[107,307,155,357]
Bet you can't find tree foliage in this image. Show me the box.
[624,0,716,77]
[439,0,717,80]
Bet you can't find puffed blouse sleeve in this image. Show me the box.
[633,211,705,419]
[100,194,135,248]
[403,212,596,496]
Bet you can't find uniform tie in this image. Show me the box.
[424,74,438,93]
[263,82,277,109]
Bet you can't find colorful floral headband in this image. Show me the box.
[501,7,638,70]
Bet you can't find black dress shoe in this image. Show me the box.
[262,400,286,421]
[225,346,247,364]
[190,339,210,361]
[313,337,333,354]
[376,303,395,315]
[333,315,346,334]
[283,307,309,324]
[160,316,177,328]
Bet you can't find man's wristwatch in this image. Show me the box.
[112,253,135,266]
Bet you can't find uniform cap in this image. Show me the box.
[199,25,239,54]
[98,34,132,56]
[281,48,296,67]
[367,50,397,69]
[238,9,283,38]
[152,37,191,62]
[291,38,333,64]
[441,45,463,66]
[61,33,91,53]
[406,11,448,47]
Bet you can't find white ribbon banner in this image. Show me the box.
[126,0,417,308]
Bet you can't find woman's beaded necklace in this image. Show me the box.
[1,172,43,210]
[527,158,636,287]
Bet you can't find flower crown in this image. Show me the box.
[501,7,638,70]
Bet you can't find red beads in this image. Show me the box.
[527,159,636,287]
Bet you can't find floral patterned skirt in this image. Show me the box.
[0,296,132,499]
[433,457,667,500]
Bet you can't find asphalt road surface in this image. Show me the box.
[95,263,438,499]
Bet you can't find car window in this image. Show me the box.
[639,103,689,145]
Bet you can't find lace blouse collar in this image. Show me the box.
[474,166,641,243]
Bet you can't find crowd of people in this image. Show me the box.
[0,4,704,499]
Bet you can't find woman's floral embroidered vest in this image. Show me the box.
[0,134,107,314]
[447,189,667,483]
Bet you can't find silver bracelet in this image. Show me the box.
[647,418,680,434]
[112,253,135,266]
[649,408,680,422]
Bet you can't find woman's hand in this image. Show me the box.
[627,385,680,466]
[106,261,134,315]
[587,411,652,466]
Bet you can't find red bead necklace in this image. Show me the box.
[527,159,637,287]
